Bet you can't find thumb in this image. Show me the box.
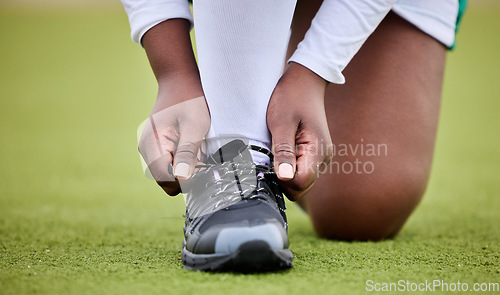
[271,125,297,181]
[172,127,205,180]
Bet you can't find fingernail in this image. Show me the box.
[278,163,294,180]
[174,163,190,179]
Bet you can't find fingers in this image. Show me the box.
[138,116,178,183]
[141,96,209,181]
[136,96,210,198]
[288,145,323,196]
[279,137,332,201]
[149,154,182,196]
[137,117,163,169]
[172,124,205,180]
[271,124,298,181]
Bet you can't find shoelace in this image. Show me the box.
[210,163,278,199]
[187,145,275,200]
[177,145,287,223]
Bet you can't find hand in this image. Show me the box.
[267,63,333,201]
[139,89,210,196]
[138,19,210,196]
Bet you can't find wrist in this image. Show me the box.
[153,74,204,113]
[154,60,201,86]
[284,62,328,90]
[272,62,327,105]
[157,70,202,90]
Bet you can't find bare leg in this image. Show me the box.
[289,3,446,240]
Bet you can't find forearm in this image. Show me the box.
[142,19,204,109]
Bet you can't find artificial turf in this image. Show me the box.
[0,3,499,295]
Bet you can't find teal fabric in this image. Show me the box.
[450,0,468,49]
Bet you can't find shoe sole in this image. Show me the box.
[181,240,293,272]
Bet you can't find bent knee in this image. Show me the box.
[304,168,429,241]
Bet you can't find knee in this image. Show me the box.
[305,167,429,241]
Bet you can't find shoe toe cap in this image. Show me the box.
[214,222,285,254]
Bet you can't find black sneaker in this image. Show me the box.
[178,139,293,272]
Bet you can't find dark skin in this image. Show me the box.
[140,19,209,196]
[139,3,446,241]
[139,18,328,198]
[283,1,445,240]
[143,19,204,110]
[267,62,332,200]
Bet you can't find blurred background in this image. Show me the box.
[0,0,499,294]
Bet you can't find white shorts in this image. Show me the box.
[392,0,460,48]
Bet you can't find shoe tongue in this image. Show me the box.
[185,140,258,219]
[211,139,252,164]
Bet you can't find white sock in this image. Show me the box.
[193,0,296,164]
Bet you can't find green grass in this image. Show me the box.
[1,3,499,295]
